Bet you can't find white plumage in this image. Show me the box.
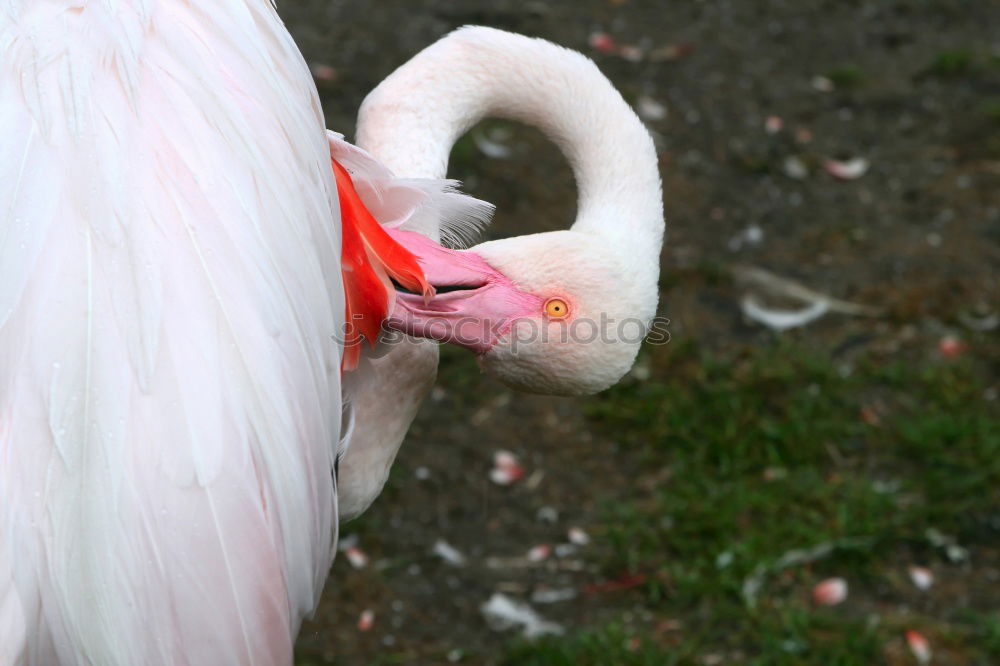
[1,1,342,662]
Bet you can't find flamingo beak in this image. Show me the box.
[383,230,543,353]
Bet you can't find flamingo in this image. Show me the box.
[1,5,660,661]
[337,26,664,518]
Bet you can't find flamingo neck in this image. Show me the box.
[356,26,663,268]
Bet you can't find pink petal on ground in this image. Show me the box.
[908,566,934,591]
[812,577,848,605]
[357,609,375,632]
[824,157,869,181]
[938,335,965,359]
[310,63,337,82]
[527,544,552,562]
[588,32,618,54]
[765,115,784,134]
[568,527,591,546]
[906,629,932,664]
[490,450,525,486]
[344,546,369,569]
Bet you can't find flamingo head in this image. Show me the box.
[386,229,655,396]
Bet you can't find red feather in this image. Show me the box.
[333,159,434,371]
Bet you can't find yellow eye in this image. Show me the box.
[544,298,569,318]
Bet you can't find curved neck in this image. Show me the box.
[356,27,663,266]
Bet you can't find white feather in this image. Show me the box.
[1,1,342,663]
[328,131,494,247]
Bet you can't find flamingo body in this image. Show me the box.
[1,2,342,663]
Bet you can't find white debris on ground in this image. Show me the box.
[734,265,883,332]
[908,566,934,591]
[567,527,590,545]
[957,308,999,332]
[536,506,559,523]
[485,555,587,571]
[728,224,765,251]
[811,75,834,92]
[480,593,564,638]
[735,266,884,317]
[824,157,869,180]
[432,539,468,567]
[636,95,668,121]
[531,587,578,604]
[925,528,969,563]
[782,156,809,180]
[741,296,829,331]
[472,128,513,159]
[523,469,546,490]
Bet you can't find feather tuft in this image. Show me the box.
[332,159,433,371]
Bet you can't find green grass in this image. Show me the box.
[983,99,1000,122]
[927,50,975,77]
[505,342,999,664]
[825,65,865,88]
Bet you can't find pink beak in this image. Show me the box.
[384,230,543,353]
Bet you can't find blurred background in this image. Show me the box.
[282,1,999,664]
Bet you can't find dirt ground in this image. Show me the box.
[279,1,999,664]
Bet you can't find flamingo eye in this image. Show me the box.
[544,298,569,318]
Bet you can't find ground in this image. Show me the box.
[280,1,999,664]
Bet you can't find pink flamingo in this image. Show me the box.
[0,5,661,660]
